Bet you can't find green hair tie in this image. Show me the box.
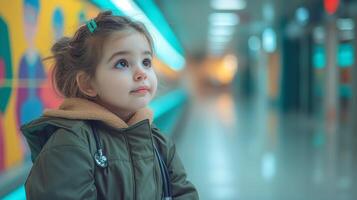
[87,19,97,33]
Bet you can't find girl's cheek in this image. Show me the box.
[151,71,156,79]
[153,81,158,96]
[153,75,158,90]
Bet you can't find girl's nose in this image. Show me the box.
[133,68,147,81]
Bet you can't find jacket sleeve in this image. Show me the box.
[25,128,97,200]
[167,140,199,200]
[152,127,199,200]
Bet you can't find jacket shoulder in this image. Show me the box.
[21,116,88,134]
[151,124,173,147]
[151,124,175,162]
[21,116,93,162]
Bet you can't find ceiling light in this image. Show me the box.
[295,7,309,25]
[209,27,235,36]
[262,28,276,53]
[337,18,354,30]
[209,13,239,26]
[211,0,246,10]
[209,36,232,43]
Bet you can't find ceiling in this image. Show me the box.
[155,0,325,59]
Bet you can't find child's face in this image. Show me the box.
[92,31,157,115]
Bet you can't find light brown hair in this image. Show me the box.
[49,10,154,99]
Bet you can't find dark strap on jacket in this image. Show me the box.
[153,143,172,199]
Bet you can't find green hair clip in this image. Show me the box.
[87,19,97,33]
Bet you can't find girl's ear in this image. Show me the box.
[76,71,98,97]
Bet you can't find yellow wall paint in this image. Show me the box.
[0,0,99,170]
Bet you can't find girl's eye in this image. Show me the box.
[143,58,152,68]
[114,59,129,69]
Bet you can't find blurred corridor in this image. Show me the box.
[177,88,357,199]
[1,0,357,199]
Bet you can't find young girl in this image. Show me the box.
[21,10,198,200]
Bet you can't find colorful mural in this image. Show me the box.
[16,0,45,128]
[0,0,99,174]
[0,17,13,172]
[40,6,64,109]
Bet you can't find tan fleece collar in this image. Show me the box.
[43,98,153,129]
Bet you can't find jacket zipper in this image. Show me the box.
[123,134,136,200]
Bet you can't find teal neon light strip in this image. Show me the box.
[90,0,123,15]
[313,45,326,69]
[150,88,188,120]
[2,186,25,200]
[337,43,354,67]
[134,0,184,55]
[90,0,185,71]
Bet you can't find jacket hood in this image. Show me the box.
[43,98,153,129]
[21,98,153,162]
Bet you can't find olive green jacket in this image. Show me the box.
[21,98,198,200]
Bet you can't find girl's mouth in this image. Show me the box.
[131,86,150,94]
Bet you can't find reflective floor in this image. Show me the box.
[175,89,357,200]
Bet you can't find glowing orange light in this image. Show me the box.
[206,54,238,85]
